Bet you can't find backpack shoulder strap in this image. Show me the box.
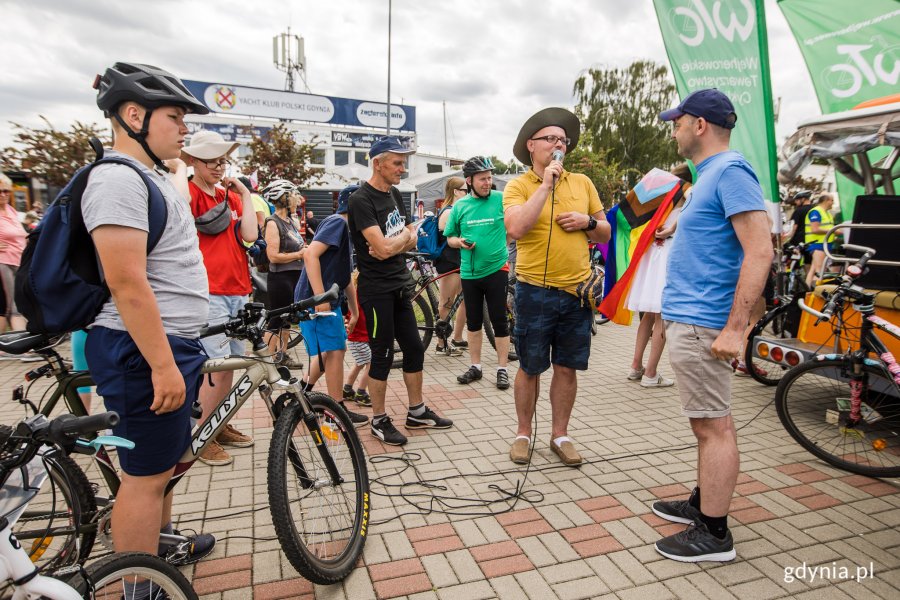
[85,157,169,253]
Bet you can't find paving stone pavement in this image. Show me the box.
[1,320,898,599]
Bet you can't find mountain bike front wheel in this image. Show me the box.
[70,551,198,599]
[268,392,369,584]
[775,358,900,478]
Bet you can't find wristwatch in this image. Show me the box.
[585,216,598,231]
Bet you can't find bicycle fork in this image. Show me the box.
[271,380,344,489]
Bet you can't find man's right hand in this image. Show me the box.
[150,362,186,415]
[542,161,563,188]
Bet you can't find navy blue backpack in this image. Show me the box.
[415,209,449,260]
[15,152,167,335]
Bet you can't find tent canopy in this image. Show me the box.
[779,102,900,195]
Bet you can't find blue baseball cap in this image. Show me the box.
[337,184,360,214]
[659,88,737,130]
[368,136,416,159]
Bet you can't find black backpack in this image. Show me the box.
[14,145,167,335]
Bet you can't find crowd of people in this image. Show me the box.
[3,59,832,573]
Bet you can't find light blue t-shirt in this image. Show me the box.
[662,150,765,330]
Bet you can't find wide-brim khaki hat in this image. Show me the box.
[513,107,581,166]
[182,129,239,160]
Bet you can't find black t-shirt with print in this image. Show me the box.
[347,182,413,295]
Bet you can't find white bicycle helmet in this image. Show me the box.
[261,179,297,204]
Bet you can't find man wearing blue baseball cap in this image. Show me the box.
[347,137,454,446]
[651,89,772,563]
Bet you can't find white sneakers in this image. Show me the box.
[641,373,674,388]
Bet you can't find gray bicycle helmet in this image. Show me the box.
[94,62,208,171]
[462,156,495,178]
[95,62,208,117]
[261,179,297,205]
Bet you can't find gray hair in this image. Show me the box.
[0,172,12,187]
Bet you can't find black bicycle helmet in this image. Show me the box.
[462,156,495,178]
[94,62,208,117]
[94,62,208,172]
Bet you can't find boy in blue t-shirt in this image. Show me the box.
[295,186,369,425]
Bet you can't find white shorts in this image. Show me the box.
[347,341,372,366]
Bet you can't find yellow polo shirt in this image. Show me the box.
[503,169,602,289]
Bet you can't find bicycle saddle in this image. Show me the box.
[0,331,56,354]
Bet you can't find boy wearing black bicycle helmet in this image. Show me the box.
[84,62,215,566]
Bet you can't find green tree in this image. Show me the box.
[242,123,325,187]
[573,60,680,187]
[564,130,638,209]
[1,117,111,187]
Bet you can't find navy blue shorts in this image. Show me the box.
[514,282,592,375]
[85,327,207,476]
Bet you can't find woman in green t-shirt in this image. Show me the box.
[444,157,511,390]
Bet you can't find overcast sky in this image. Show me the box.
[1,0,822,164]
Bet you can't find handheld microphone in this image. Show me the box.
[550,149,564,181]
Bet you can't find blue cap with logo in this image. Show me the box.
[659,88,737,130]
[368,136,416,159]
[337,184,360,214]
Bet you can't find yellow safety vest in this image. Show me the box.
[804,207,834,245]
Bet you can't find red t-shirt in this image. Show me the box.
[189,182,252,296]
[347,299,369,342]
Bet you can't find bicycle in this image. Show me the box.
[0,284,370,584]
[0,411,197,599]
[402,253,519,363]
[774,244,900,478]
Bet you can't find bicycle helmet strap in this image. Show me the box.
[113,110,170,173]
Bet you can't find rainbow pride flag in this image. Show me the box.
[599,169,687,325]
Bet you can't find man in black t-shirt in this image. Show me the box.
[786,191,812,248]
[347,136,454,446]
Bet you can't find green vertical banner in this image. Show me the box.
[653,0,779,204]
[778,0,900,217]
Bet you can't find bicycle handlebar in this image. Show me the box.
[199,284,340,339]
[0,412,120,473]
[798,298,832,323]
[43,412,119,442]
[797,244,878,324]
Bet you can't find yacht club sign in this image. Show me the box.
[182,80,416,131]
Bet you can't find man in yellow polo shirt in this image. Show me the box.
[503,107,611,466]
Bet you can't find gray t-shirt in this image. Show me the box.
[81,151,209,338]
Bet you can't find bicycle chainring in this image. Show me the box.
[95,504,115,551]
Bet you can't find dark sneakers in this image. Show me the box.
[457,365,483,384]
[652,488,701,525]
[496,370,510,390]
[160,530,216,566]
[655,518,736,563]
[339,402,369,427]
[372,416,407,446]
[406,406,453,429]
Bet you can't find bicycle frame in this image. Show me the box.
[20,336,340,508]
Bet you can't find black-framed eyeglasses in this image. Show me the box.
[455,187,467,193]
[0,190,12,195]
[200,158,231,169]
[531,135,570,146]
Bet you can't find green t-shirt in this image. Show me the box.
[443,190,509,279]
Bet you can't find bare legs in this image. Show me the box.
[514,364,576,439]
[631,312,666,378]
[690,415,739,517]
